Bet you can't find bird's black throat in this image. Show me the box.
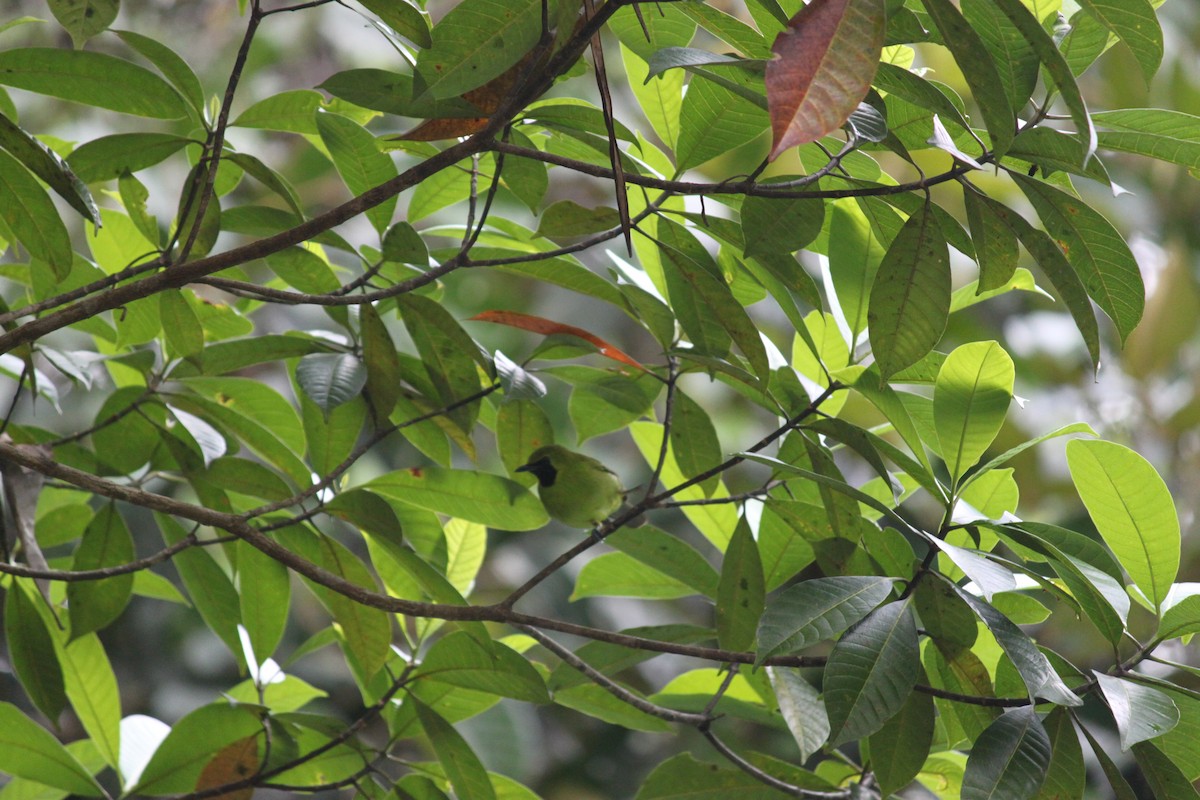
[517,457,557,487]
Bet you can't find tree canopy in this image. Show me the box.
[0,0,1199,798]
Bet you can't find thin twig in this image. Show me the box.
[642,355,679,503]
[177,1,264,263]
[519,625,709,724]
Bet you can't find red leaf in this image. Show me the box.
[766,0,886,160]
[469,310,648,373]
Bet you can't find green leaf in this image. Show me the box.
[295,353,368,418]
[119,169,159,246]
[133,704,264,795]
[237,538,291,661]
[933,340,1015,485]
[956,588,1082,706]
[356,0,432,48]
[964,187,1019,292]
[960,0,1039,113]
[1076,0,1163,82]
[173,163,220,260]
[867,202,951,378]
[1013,174,1144,343]
[415,631,548,703]
[1007,126,1116,185]
[675,68,768,171]
[4,578,67,724]
[278,527,392,680]
[931,539,1017,601]
[1095,674,1180,749]
[397,294,486,433]
[0,702,102,795]
[988,0,1097,161]
[1093,109,1200,171]
[767,667,830,761]
[115,29,206,118]
[669,389,722,496]
[496,399,555,477]
[824,599,920,745]
[358,303,402,421]
[365,467,548,530]
[740,192,824,260]
[49,1,118,46]
[1066,439,1179,609]
[264,245,343,299]
[868,684,935,797]
[606,527,720,598]
[573,552,697,600]
[412,697,497,800]
[659,232,770,380]
[920,0,1016,155]
[157,514,241,655]
[554,684,672,733]
[1061,10,1114,78]
[1151,685,1200,782]
[1131,742,1200,800]
[56,633,121,769]
[637,752,825,799]
[950,268,1045,314]
[974,196,1101,370]
[536,200,622,240]
[644,47,753,81]
[1158,595,1200,641]
[622,44,684,150]
[0,113,99,226]
[415,0,541,99]
[1080,724,1140,800]
[1048,550,1129,645]
[827,198,887,342]
[547,625,713,692]
[66,132,193,183]
[914,574,979,648]
[679,2,773,56]
[158,290,204,360]
[924,642,1000,742]
[443,517,486,597]
[232,89,329,134]
[964,423,1096,492]
[962,707,1052,800]
[716,518,766,652]
[757,576,895,662]
[315,112,397,234]
[224,151,304,218]
[1034,707,1086,800]
[0,148,72,278]
[0,48,187,118]
[608,3,696,62]
[66,504,134,640]
[631,422,738,551]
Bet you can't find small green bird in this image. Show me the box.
[517,444,624,529]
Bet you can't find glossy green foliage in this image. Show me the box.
[0,0,1195,797]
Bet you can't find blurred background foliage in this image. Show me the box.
[3,0,1199,796]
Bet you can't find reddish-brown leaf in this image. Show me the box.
[766,0,885,160]
[396,116,490,141]
[194,736,259,800]
[469,310,648,372]
[394,45,532,141]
